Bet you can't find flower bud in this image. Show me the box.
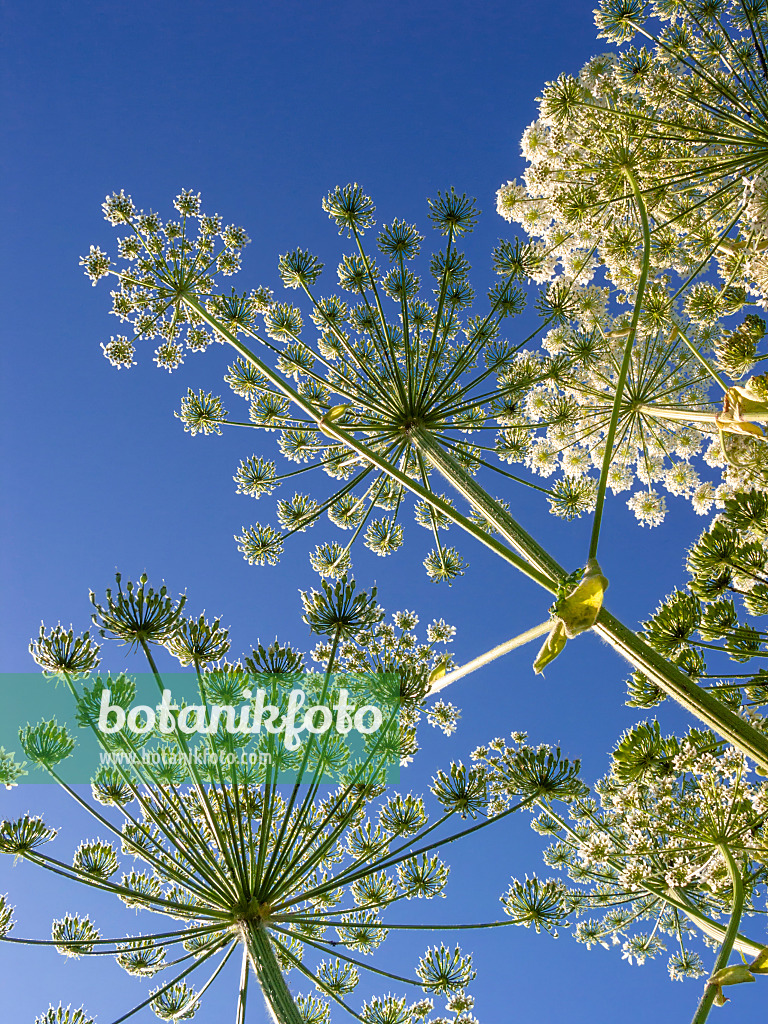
[318,404,351,438]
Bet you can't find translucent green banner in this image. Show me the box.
[0,671,401,786]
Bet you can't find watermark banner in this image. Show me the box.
[0,671,401,786]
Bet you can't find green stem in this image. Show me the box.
[662,888,762,959]
[594,609,768,770]
[690,845,745,1024]
[412,427,564,584]
[677,323,730,393]
[236,945,250,1024]
[241,922,303,1024]
[413,427,768,768]
[588,166,651,562]
[264,934,365,1023]
[637,405,721,423]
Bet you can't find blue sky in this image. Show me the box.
[2,1,763,1021]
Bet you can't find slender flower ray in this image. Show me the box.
[106,942,234,1024]
[46,767,236,910]
[257,628,346,894]
[589,166,651,560]
[137,639,248,901]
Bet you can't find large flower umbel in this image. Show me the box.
[498,0,768,301]
[10,575,531,1024]
[85,186,563,584]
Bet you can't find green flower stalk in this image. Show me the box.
[9,574,539,1024]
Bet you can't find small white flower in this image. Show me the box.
[496,179,529,223]
[663,462,700,497]
[692,481,715,515]
[627,489,667,527]
[607,462,634,494]
[526,439,560,478]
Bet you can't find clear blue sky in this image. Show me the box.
[2,1,762,1021]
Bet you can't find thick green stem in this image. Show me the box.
[241,922,302,1024]
[595,609,768,769]
[413,427,768,770]
[412,427,564,584]
[690,845,745,1024]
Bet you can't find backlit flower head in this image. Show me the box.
[83,190,252,373]
[10,577,499,1024]
[87,188,545,581]
[90,573,186,648]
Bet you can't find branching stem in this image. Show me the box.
[690,844,745,1024]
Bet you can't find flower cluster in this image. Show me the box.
[87,186,556,582]
[495,0,768,519]
[81,189,251,372]
[87,180,768,583]
[479,726,768,984]
[15,576,500,1024]
[497,1,768,301]
[628,489,768,710]
[305,583,460,763]
[489,313,727,525]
